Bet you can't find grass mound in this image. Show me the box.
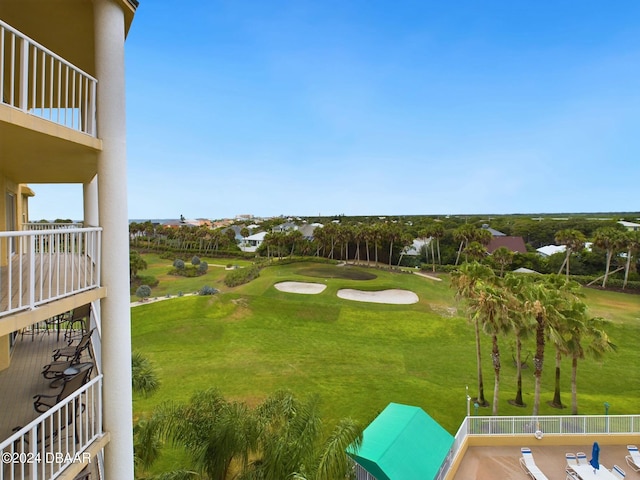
[296,265,377,281]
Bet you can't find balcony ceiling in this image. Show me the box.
[0,105,100,184]
[0,0,136,77]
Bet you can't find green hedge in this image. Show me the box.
[224,265,261,287]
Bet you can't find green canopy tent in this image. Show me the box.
[347,403,454,480]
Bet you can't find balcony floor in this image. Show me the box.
[452,444,632,480]
[0,329,90,440]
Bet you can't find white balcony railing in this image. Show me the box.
[0,19,97,136]
[0,228,102,318]
[0,375,103,480]
[23,223,85,232]
[434,414,640,480]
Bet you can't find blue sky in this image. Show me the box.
[30,1,640,220]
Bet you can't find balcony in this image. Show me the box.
[0,19,96,137]
[0,332,103,480]
[0,227,102,321]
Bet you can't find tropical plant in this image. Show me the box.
[451,261,495,407]
[136,285,152,301]
[492,246,514,277]
[132,351,160,397]
[622,230,640,289]
[554,229,586,279]
[593,227,624,287]
[130,250,148,284]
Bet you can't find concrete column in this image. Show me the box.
[93,1,134,478]
[83,175,99,227]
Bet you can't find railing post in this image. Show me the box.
[29,424,38,480]
[29,234,36,308]
[19,36,29,111]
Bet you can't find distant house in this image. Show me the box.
[240,231,267,253]
[272,222,297,233]
[487,236,527,254]
[481,224,506,236]
[618,220,640,231]
[536,245,566,257]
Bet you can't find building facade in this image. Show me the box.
[0,1,138,478]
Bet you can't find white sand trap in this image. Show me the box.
[337,289,419,304]
[274,281,327,294]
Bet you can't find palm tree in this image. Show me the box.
[593,227,625,288]
[352,224,364,264]
[564,305,616,414]
[453,224,478,266]
[386,223,402,267]
[522,276,566,417]
[131,351,160,398]
[431,222,445,266]
[622,230,640,289]
[555,229,586,279]
[503,273,534,408]
[464,241,487,262]
[492,246,514,277]
[466,279,510,415]
[451,262,495,407]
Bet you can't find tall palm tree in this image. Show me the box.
[453,224,478,266]
[554,229,586,279]
[467,279,510,415]
[622,230,640,289]
[593,227,625,288]
[386,223,402,267]
[503,273,534,407]
[451,262,495,407]
[431,222,445,266]
[564,305,616,414]
[522,276,566,417]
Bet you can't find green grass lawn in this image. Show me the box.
[131,258,640,437]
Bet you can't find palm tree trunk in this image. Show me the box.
[550,349,564,408]
[532,313,545,417]
[491,335,500,416]
[437,239,441,265]
[455,241,464,266]
[571,355,579,415]
[474,319,488,406]
[431,241,436,272]
[512,334,525,407]
[602,250,612,287]
[365,240,370,265]
[623,248,632,289]
[388,241,394,267]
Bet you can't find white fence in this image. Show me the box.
[0,375,103,480]
[0,19,97,136]
[0,228,102,318]
[23,224,84,232]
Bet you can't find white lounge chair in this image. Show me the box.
[566,453,578,466]
[625,445,640,472]
[611,464,626,479]
[576,452,588,465]
[519,447,551,480]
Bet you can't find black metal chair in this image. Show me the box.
[64,303,92,342]
[52,328,95,362]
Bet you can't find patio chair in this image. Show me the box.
[625,445,640,472]
[576,452,588,465]
[566,453,578,466]
[34,363,93,413]
[52,328,94,361]
[611,465,626,479]
[63,303,92,342]
[519,447,550,480]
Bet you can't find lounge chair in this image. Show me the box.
[565,453,579,479]
[63,303,92,342]
[519,447,550,480]
[625,445,640,472]
[566,453,578,466]
[34,363,93,413]
[52,328,94,361]
[611,464,626,479]
[576,452,588,465]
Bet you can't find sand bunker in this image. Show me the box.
[337,289,419,305]
[274,281,327,294]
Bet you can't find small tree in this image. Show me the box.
[173,259,185,270]
[191,255,201,266]
[136,285,152,302]
[198,261,209,274]
[130,250,148,284]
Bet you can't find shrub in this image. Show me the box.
[191,256,201,266]
[173,259,185,270]
[199,285,219,295]
[198,261,208,273]
[135,285,152,301]
[224,265,260,287]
